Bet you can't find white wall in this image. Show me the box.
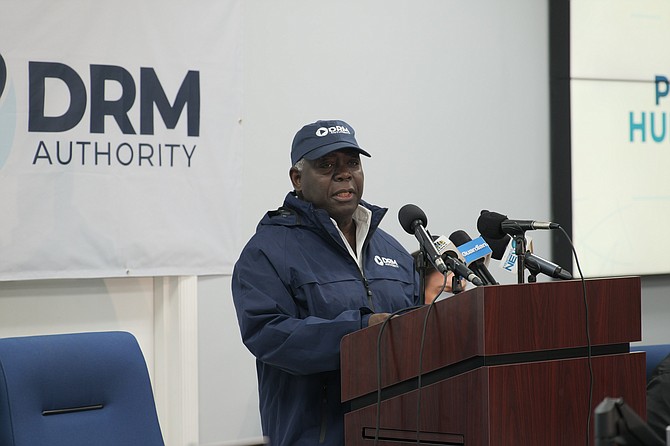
[198,275,261,444]
[640,275,670,345]
[1,1,669,445]
[237,0,553,251]
[198,0,670,443]
[0,278,155,362]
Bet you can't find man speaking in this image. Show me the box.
[231,119,420,445]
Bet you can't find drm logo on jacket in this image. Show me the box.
[374,255,399,268]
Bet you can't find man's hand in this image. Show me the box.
[444,272,467,293]
[368,312,392,326]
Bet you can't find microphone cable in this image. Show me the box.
[373,304,423,446]
[414,273,447,444]
[558,226,592,446]
[372,272,450,445]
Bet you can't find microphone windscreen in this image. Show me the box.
[477,210,508,240]
[448,230,472,246]
[398,204,428,235]
[481,233,511,260]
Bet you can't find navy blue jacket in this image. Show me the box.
[647,353,670,440]
[232,192,419,446]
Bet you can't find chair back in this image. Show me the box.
[0,331,164,446]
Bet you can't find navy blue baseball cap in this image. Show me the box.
[290,119,371,166]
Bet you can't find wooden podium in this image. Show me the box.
[341,277,646,445]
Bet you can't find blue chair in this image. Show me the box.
[0,331,164,446]
[631,344,670,383]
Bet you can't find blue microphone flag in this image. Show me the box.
[456,237,492,265]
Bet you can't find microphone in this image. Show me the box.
[449,230,499,286]
[480,233,511,261]
[477,210,561,237]
[399,204,483,286]
[432,235,466,262]
[524,252,573,280]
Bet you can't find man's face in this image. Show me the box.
[290,149,364,224]
[424,269,466,304]
[425,270,447,304]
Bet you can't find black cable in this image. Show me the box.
[414,274,446,444]
[558,227,592,446]
[373,305,422,446]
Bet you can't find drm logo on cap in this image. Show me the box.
[316,125,351,137]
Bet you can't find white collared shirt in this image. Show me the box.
[331,205,372,270]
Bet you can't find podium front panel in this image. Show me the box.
[344,352,645,446]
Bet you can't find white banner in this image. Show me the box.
[0,1,242,280]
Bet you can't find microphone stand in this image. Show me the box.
[513,233,527,284]
[415,250,428,305]
[416,250,462,303]
[451,269,464,294]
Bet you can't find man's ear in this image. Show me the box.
[289,167,302,192]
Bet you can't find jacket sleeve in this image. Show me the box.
[231,243,368,376]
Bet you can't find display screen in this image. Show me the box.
[551,0,670,277]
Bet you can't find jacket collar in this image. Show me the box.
[260,192,388,249]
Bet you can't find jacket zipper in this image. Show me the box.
[323,218,375,311]
[362,275,374,311]
[359,243,375,311]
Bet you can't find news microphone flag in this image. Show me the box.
[498,236,534,275]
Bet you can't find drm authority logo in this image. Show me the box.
[374,255,399,268]
[0,52,17,171]
[0,53,6,98]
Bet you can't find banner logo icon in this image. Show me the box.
[0,52,16,170]
[0,54,6,99]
